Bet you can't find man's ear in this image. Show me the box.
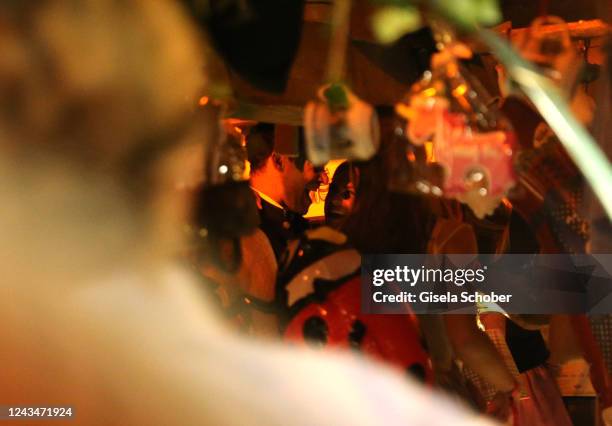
[271,152,284,172]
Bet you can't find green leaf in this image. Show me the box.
[369,0,418,6]
[475,0,502,25]
[324,83,350,110]
[429,0,502,30]
[371,5,422,44]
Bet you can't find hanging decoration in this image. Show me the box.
[390,29,517,218]
[304,83,380,167]
[303,0,380,167]
[514,16,581,98]
[479,29,612,220]
[369,1,612,220]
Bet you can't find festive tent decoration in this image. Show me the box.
[391,34,517,218]
[303,0,380,166]
[304,84,380,166]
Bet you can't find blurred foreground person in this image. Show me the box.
[0,1,498,426]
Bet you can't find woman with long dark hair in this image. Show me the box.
[335,109,518,421]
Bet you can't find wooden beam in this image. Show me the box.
[504,19,610,42]
[226,102,304,125]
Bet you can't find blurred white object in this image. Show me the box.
[304,84,380,166]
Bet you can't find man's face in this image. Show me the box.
[280,157,321,215]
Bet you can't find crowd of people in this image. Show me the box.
[192,108,579,424]
[0,0,609,425]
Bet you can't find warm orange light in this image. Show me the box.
[422,87,437,97]
[244,160,251,179]
[446,62,458,78]
[198,96,209,106]
[395,104,414,120]
[424,141,435,162]
[452,84,467,97]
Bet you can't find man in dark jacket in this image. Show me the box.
[247,123,322,263]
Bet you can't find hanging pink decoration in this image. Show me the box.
[391,42,517,218]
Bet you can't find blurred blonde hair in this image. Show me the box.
[0,0,205,170]
[0,0,209,283]
[0,2,212,421]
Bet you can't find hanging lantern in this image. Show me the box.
[304,83,380,167]
[389,41,517,218]
[303,0,380,167]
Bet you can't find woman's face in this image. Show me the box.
[324,164,358,228]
